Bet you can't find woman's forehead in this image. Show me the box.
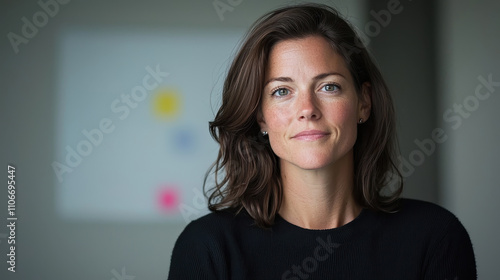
[265,36,351,82]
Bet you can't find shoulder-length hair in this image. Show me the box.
[204,3,403,228]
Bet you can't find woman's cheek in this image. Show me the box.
[266,105,290,132]
[329,101,356,124]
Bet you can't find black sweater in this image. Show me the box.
[167,199,476,279]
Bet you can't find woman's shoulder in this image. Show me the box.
[392,198,459,222]
[397,198,455,217]
[168,209,253,279]
[375,198,471,240]
[386,199,477,278]
[175,208,252,245]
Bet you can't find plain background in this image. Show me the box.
[1,0,499,279]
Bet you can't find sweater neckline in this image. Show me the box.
[273,207,379,242]
[275,207,368,231]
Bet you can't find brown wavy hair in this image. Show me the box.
[204,3,403,228]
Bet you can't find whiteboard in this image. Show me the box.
[53,28,243,223]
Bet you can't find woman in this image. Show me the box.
[168,4,476,279]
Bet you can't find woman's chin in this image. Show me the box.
[281,158,333,171]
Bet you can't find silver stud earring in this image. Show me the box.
[358,118,363,124]
[261,131,268,136]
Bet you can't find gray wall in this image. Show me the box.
[437,1,500,279]
[369,1,499,278]
[369,0,500,278]
[0,1,364,279]
[368,0,439,203]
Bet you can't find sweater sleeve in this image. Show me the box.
[167,222,218,280]
[423,216,477,279]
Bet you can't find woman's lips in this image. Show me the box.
[292,130,329,141]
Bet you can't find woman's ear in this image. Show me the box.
[358,82,372,122]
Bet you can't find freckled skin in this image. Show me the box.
[258,36,370,173]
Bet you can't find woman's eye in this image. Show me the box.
[322,84,340,92]
[272,88,290,97]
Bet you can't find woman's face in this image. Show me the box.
[258,35,371,171]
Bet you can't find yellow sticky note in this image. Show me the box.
[153,88,181,119]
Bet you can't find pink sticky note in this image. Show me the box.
[158,186,180,212]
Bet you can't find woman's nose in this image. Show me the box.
[297,91,321,121]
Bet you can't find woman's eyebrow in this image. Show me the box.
[313,72,346,81]
[264,72,346,87]
[264,77,293,87]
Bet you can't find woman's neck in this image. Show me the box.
[278,152,361,230]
